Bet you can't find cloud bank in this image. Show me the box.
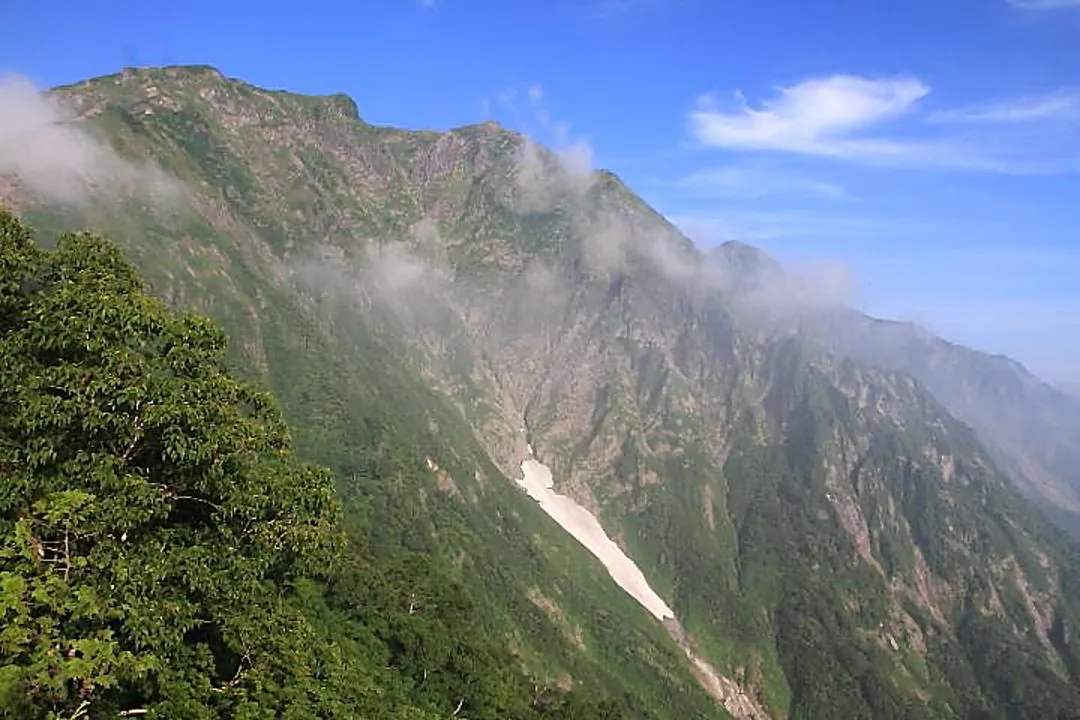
[500,83,598,211]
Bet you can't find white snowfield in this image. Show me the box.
[517,457,675,622]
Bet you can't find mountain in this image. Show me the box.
[0,211,634,719]
[694,245,1080,539]
[4,65,1080,719]
[802,312,1080,540]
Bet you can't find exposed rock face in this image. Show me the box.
[665,618,774,720]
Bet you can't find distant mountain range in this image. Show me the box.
[807,311,1080,539]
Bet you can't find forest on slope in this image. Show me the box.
[0,210,633,719]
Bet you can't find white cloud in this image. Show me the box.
[689,75,931,159]
[929,90,1080,124]
[696,242,861,316]
[0,74,177,204]
[688,74,1080,173]
[496,88,517,107]
[674,162,847,200]
[365,242,429,292]
[496,84,597,212]
[1008,0,1080,9]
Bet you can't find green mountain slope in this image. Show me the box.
[3,64,1080,719]
[808,310,1080,539]
[0,211,638,719]
[4,67,723,718]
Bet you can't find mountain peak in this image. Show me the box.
[715,240,776,267]
[53,64,367,126]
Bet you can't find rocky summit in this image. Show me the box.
[3,65,1080,719]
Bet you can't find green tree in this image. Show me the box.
[0,210,343,717]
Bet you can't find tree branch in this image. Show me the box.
[211,653,250,693]
[172,495,223,512]
[66,700,91,719]
[150,484,223,513]
[121,401,154,462]
[63,528,71,581]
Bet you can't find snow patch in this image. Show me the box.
[517,458,674,621]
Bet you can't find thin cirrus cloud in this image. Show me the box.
[928,90,1080,124]
[688,74,1080,173]
[673,162,848,200]
[1007,0,1080,9]
[669,209,930,244]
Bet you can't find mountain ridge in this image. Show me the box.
[4,64,1080,719]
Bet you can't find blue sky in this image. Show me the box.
[4,0,1079,383]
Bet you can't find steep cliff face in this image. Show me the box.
[5,65,1080,719]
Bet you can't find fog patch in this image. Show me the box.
[0,74,178,205]
[503,83,597,213]
[513,136,597,213]
[410,216,442,249]
[697,244,859,320]
[287,220,450,321]
[365,242,430,293]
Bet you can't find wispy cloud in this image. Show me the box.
[0,74,177,204]
[669,210,920,244]
[688,74,1080,173]
[689,75,932,159]
[1059,380,1080,397]
[489,84,594,164]
[1007,0,1080,9]
[673,161,847,200]
[929,89,1080,124]
[486,83,598,212]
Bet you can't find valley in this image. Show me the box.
[516,453,675,623]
